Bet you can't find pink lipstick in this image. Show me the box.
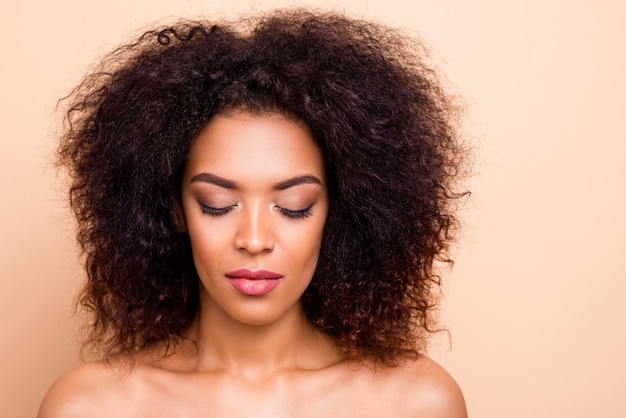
[225,269,283,296]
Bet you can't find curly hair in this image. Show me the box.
[58,8,468,365]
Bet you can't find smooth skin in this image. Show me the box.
[39,112,467,417]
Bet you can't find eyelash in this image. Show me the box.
[200,204,233,217]
[278,205,313,220]
[199,203,313,220]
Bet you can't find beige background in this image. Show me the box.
[1,0,625,416]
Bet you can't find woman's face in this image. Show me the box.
[181,111,328,326]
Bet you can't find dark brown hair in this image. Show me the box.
[58,9,468,365]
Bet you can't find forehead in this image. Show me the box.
[184,112,325,184]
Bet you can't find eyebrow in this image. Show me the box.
[190,173,322,190]
[190,173,237,189]
[274,175,322,190]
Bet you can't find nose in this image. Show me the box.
[234,202,275,254]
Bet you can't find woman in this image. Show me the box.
[40,9,468,417]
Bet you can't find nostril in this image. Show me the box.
[234,220,275,254]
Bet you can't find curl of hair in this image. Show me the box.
[58,9,469,365]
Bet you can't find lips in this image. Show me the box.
[225,269,283,296]
[225,269,283,280]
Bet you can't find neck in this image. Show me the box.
[182,297,341,379]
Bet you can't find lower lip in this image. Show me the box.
[227,278,282,296]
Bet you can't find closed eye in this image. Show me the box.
[200,203,235,217]
[277,204,313,220]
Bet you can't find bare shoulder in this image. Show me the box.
[398,356,467,417]
[366,356,467,418]
[38,361,131,418]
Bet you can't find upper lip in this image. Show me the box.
[225,269,283,280]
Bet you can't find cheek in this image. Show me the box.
[283,217,326,274]
[185,217,231,277]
